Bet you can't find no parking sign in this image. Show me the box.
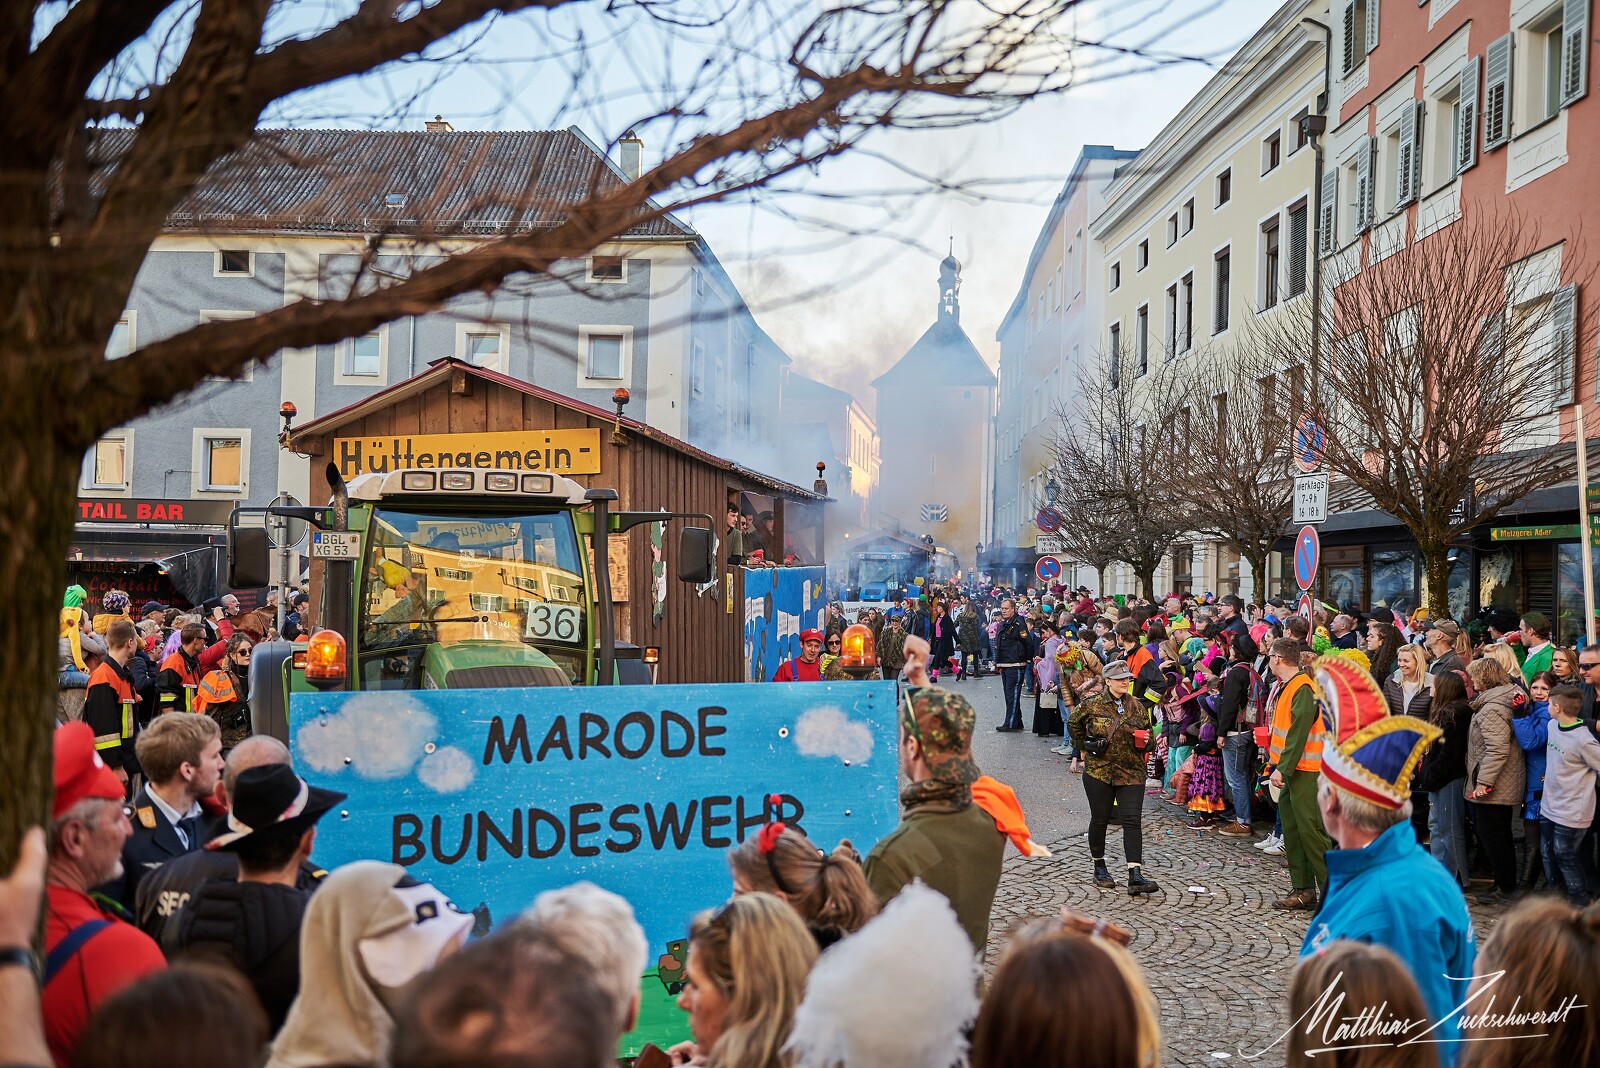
[1036,556,1061,584]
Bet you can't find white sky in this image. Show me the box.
[261,0,1269,406]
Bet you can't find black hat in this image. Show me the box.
[206,764,346,852]
[141,601,169,616]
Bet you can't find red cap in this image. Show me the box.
[53,722,126,818]
[799,628,825,644]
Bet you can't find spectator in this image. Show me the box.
[878,611,907,681]
[0,827,51,1068]
[195,634,254,753]
[1481,642,1530,696]
[1365,621,1403,686]
[153,623,207,716]
[1578,645,1600,722]
[1518,612,1554,682]
[1551,645,1580,686]
[520,881,647,1040]
[281,592,310,642]
[73,962,269,1068]
[59,595,107,689]
[1286,942,1438,1068]
[1512,672,1556,892]
[1068,660,1159,896]
[1458,897,1600,1066]
[83,619,141,788]
[43,724,166,1068]
[728,826,877,948]
[993,600,1031,732]
[266,862,473,1068]
[105,712,224,908]
[1113,618,1166,711]
[1417,670,1474,888]
[1266,638,1330,910]
[1425,621,1468,677]
[786,883,977,1068]
[771,629,826,683]
[864,636,1006,957]
[172,765,345,1031]
[1216,594,1249,640]
[954,598,982,681]
[92,590,132,636]
[1539,684,1600,905]
[392,924,614,1068]
[1307,655,1473,1053]
[1214,633,1261,837]
[668,893,818,1068]
[971,910,1160,1068]
[1465,656,1527,905]
[1329,613,1360,650]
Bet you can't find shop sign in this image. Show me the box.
[1490,524,1581,542]
[76,498,234,525]
[333,430,602,480]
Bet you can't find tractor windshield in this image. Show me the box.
[359,508,589,681]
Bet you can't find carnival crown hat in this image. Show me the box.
[1313,655,1440,809]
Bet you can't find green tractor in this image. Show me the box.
[229,463,714,742]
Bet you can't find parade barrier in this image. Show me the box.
[289,680,901,1054]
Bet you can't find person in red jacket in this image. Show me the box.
[772,629,826,682]
[43,723,166,1068]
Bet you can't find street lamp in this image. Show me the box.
[1044,477,1060,504]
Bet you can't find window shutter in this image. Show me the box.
[1551,283,1577,409]
[1366,0,1380,55]
[1319,167,1338,253]
[1477,310,1505,374]
[1562,0,1588,106]
[1395,99,1419,207]
[1483,34,1513,149]
[1342,1,1358,74]
[1355,139,1373,232]
[1457,57,1480,173]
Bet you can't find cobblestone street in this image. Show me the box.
[957,673,1505,1068]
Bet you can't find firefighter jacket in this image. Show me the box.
[84,659,137,771]
[155,649,203,714]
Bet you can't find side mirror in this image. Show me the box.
[677,526,715,584]
[229,526,272,589]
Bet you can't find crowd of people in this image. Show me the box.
[11,580,1600,1066]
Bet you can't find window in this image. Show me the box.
[202,436,243,491]
[1286,202,1308,298]
[1263,131,1282,173]
[1216,168,1232,206]
[1055,266,1063,309]
[1342,1,1369,76]
[1287,364,1306,417]
[586,334,625,379]
[1293,115,1310,153]
[1213,247,1231,334]
[1165,284,1178,360]
[691,340,706,395]
[1214,391,1229,439]
[1108,324,1121,389]
[578,325,633,386]
[106,316,134,360]
[216,249,251,276]
[1181,198,1195,235]
[1484,34,1513,148]
[588,256,626,283]
[1258,374,1278,425]
[344,332,381,377]
[1261,218,1281,310]
[1180,273,1194,353]
[1166,214,1178,247]
[1136,305,1149,377]
[82,436,129,491]
[1137,240,1149,271]
[200,310,255,382]
[1110,262,1121,291]
[464,332,501,369]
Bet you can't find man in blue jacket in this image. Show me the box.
[1301,655,1476,1064]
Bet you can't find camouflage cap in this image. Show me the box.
[900,686,980,785]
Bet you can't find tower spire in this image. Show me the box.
[938,243,961,323]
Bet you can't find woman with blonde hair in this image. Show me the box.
[670,893,818,1068]
[971,910,1160,1068]
[1459,897,1600,1068]
[1286,941,1438,1068]
[727,826,877,948]
[1480,642,1528,694]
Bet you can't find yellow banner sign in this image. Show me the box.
[334,430,602,480]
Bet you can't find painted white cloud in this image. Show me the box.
[793,705,875,765]
[296,693,439,780]
[418,745,477,794]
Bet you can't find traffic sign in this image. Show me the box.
[1293,524,1321,591]
[1293,473,1328,524]
[1293,411,1325,473]
[1035,556,1062,583]
[1036,508,1062,534]
[1297,592,1315,620]
[1035,533,1065,554]
[267,492,308,550]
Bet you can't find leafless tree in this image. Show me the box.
[0,1,1234,866]
[1047,352,1188,599]
[1247,210,1591,615]
[1164,337,1299,601]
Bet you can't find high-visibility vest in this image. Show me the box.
[195,669,239,711]
[1268,673,1323,772]
[158,651,202,712]
[85,661,136,754]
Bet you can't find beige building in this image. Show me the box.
[1087,0,1328,599]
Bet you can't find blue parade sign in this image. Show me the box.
[1293,524,1321,591]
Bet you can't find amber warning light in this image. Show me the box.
[840,623,876,671]
[304,629,348,690]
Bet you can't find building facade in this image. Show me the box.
[1312,0,1600,637]
[873,256,996,574]
[990,145,1138,588]
[777,371,880,549]
[1088,1,1328,600]
[76,124,790,600]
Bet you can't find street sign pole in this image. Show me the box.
[1580,404,1596,645]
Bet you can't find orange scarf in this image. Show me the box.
[971,776,1051,857]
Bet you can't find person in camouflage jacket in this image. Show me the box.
[1068,659,1160,896]
[954,601,982,680]
[878,613,908,680]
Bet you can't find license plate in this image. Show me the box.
[310,532,362,559]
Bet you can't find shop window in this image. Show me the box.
[1479,549,1518,610]
[1371,549,1420,616]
